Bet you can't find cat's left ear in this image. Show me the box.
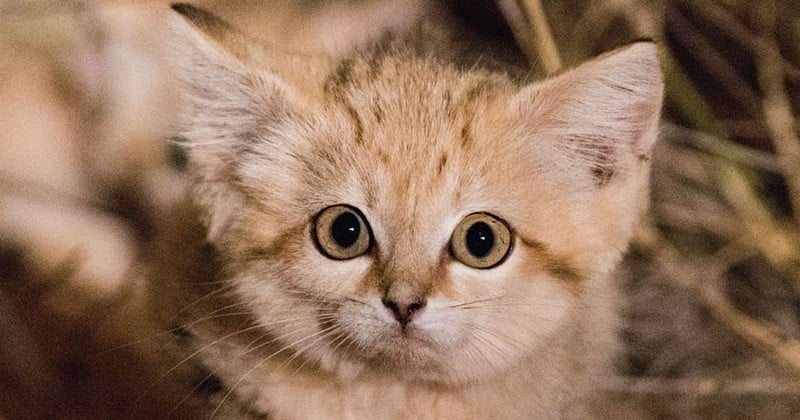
[511,41,663,188]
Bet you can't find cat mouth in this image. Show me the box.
[328,299,453,370]
[336,324,439,366]
[371,327,443,365]
[388,326,429,346]
[375,344,436,368]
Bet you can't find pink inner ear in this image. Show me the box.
[627,99,661,152]
[512,43,663,186]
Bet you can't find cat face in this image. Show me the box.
[170,5,662,385]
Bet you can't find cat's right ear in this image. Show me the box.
[167,3,302,147]
[170,3,254,63]
[167,4,304,240]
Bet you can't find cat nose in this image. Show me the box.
[381,297,426,327]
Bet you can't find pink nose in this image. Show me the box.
[381,298,426,327]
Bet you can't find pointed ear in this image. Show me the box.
[167,4,305,240]
[167,3,335,156]
[167,3,303,154]
[511,41,664,187]
[170,3,254,62]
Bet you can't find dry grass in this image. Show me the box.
[524,0,800,416]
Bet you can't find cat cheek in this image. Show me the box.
[337,298,391,337]
[294,251,372,296]
[447,249,522,292]
[413,302,470,347]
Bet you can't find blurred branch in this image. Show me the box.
[567,1,620,58]
[647,238,800,377]
[655,202,738,238]
[699,260,800,377]
[673,0,800,82]
[497,0,562,74]
[667,3,761,115]
[718,164,800,268]
[755,39,800,224]
[602,375,800,395]
[518,0,562,73]
[568,0,660,59]
[721,117,800,139]
[662,52,729,136]
[663,123,781,172]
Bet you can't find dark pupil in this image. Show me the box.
[465,221,495,258]
[331,211,361,248]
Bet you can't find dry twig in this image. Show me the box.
[755,39,800,224]
[699,268,800,377]
[667,4,761,114]
[496,0,562,74]
[650,240,800,378]
[673,0,800,81]
[602,375,800,396]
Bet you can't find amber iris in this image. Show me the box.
[313,205,372,260]
[450,212,512,269]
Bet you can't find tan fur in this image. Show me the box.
[163,3,663,418]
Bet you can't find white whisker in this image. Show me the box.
[448,295,506,309]
[135,324,263,405]
[92,311,250,357]
[209,327,339,419]
[163,372,217,420]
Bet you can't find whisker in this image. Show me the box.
[173,139,231,148]
[466,330,498,370]
[135,324,263,405]
[209,327,337,419]
[176,302,252,322]
[327,328,350,358]
[172,279,231,286]
[91,311,250,357]
[457,302,575,310]
[448,295,506,309]
[288,327,344,376]
[243,314,340,357]
[163,371,217,420]
[452,307,566,321]
[163,314,345,415]
[279,323,341,370]
[471,325,517,366]
[241,313,339,352]
[344,297,368,306]
[171,283,237,318]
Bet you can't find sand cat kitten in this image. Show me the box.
[160,2,663,418]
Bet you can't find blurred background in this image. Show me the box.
[1,0,799,418]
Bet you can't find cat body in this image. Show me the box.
[157,2,663,418]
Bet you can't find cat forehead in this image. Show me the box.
[286,55,526,226]
[322,51,514,109]
[318,54,516,158]
[237,56,523,216]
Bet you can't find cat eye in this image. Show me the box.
[313,205,372,260]
[450,212,512,269]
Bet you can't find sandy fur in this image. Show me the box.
[162,3,663,418]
